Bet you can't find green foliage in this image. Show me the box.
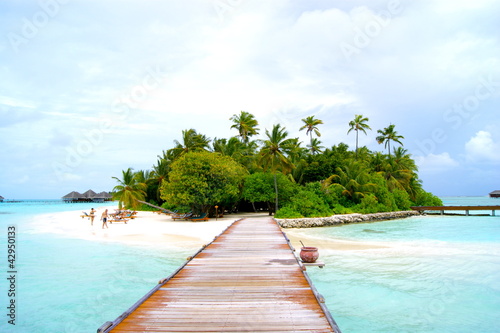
[112,168,147,209]
[243,172,297,207]
[331,204,353,214]
[160,151,247,213]
[324,182,353,208]
[356,194,381,214]
[348,114,371,157]
[369,173,397,211]
[230,111,259,143]
[138,203,159,212]
[285,187,332,217]
[323,161,376,204]
[275,206,303,219]
[168,128,211,159]
[414,189,443,206]
[376,124,404,156]
[392,188,412,210]
[112,112,442,218]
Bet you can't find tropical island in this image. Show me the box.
[112,112,442,219]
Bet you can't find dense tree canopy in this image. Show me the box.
[112,112,442,217]
[160,151,247,214]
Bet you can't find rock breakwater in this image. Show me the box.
[277,210,419,228]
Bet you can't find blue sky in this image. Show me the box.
[1,0,499,199]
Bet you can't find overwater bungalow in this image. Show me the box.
[490,190,500,198]
[93,191,113,202]
[62,190,113,202]
[0,195,4,202]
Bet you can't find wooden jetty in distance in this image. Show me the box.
[98,217,341,333]
[411,205,500,216]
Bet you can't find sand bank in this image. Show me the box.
[284,228,389,251]
[29,206,270,250]
[29,206,394,252]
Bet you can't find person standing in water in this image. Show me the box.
[101,209,109,229]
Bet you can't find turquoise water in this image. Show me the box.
[0,201,191,333]
[0,198,499,332]
[304,196,500,332]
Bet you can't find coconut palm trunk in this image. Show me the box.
[273,172,278,214]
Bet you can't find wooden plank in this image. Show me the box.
[100,217,341,333]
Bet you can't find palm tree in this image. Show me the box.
[307,138,324,155]
[168,128,210,159]
[347,114,371,158]
[212,137,244,157]
[149,157,171,203]
[282,138,307,163]
[299,115,323,152]
[230,111,259,143]
[374,147,418,193]
[112,168,147,209]
[376,124,404,157]
[323,161,376,204]
[259,124,295,213]
[392,147,418,173]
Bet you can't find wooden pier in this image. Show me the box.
[411,205,500,216]
[98,217,341,333]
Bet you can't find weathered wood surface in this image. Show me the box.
[102,217,340,333]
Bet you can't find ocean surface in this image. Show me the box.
[0,197,499,332]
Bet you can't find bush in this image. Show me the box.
[243,172,298,210]
[138,203,158,212]
[275,206,303,218]
[392,188,412,210]
[369,173,397,211]
[414,189,443,206]
[324,184,353,208]
[284,183,332,217]
[331,204,353,214]
[355,194,382,214]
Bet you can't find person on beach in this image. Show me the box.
[101,209,109,229]
[89,208,96,226]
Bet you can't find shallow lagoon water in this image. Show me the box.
[0,201,191,333]
[303,197,500,332]
[0,198,499,332]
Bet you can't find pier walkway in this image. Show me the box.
[98,217,341,333]
[411,205,500,216]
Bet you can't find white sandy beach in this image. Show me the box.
[28,205,389,252]
[29,206,270,250]
[284,229,389,251]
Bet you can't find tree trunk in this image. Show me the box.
[355,130,359,158]
[310,132,313,152]
[274,172,279,214]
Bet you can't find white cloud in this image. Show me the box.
[0,95,35,108]
[415,152,460,173]
[0,1,499,198]
[465,130,500,162]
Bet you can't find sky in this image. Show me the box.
[0,0,499,199]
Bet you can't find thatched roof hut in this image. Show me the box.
[62,190,112,202]
[93,191,113,202]
[62,191,84,201]
[490,190,500,198]
[82,189,98,199]
[0,195,4,202]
